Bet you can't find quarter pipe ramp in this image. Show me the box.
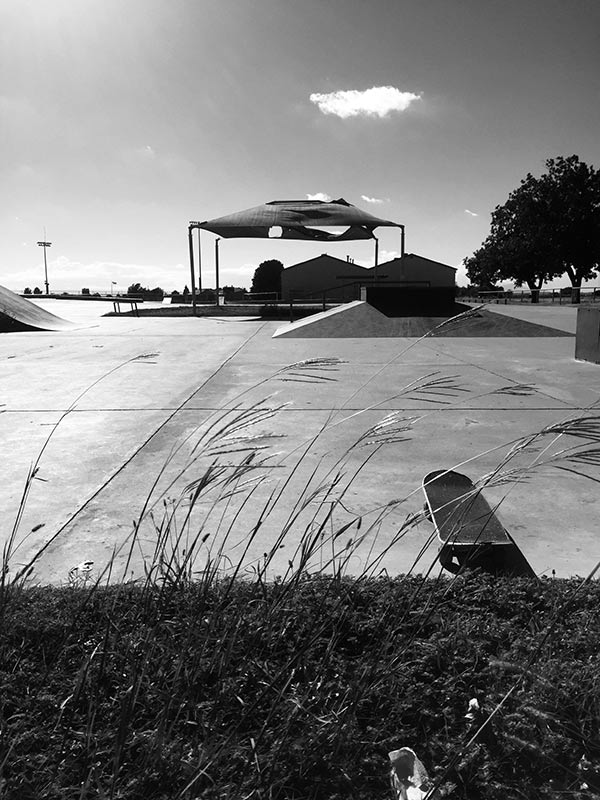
[0,285,75,332]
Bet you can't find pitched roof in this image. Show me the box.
[284,253,365,272]
[370,253,457,272]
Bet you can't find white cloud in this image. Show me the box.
[306,192,331,202]
[6,255,257,295]
[12,256,187,294]
[380,250,401,262]
[310,86,421,119]
[361,195,386,204]
[465,209,479,217]
[135,145,156,159]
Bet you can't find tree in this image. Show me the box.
[465,155,600,298]
[251,260,283,295]
[127,283,144,296]
[126,283,164,300]
[541,155,600,288]
[464,228,558,301]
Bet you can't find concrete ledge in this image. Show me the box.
[575,307,600,363]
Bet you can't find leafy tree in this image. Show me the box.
[126,283,164,300]
[23,287,31,294]
[465,155,600,298]
[542,155,600,288]
[251,259,284,295]
[33,287,42,294]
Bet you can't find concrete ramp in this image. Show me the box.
[0,285,76,332]
[274,302,455,338]
[273,301,574,339]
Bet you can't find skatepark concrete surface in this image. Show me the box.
[1,298,598,585]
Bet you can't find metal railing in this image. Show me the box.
[469,287,600,305]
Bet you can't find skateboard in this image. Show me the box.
[422,470,536,577]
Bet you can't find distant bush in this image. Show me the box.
[33,287,42,294]
[127,282,164,301]
[81,287,90,295]
[223,285,247,301]
[23,287,32,295]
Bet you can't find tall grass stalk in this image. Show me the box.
[1,309,600,798]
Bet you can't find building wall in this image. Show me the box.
[280,255,368,301]
[366,254,456,287]
[281,252,456,302]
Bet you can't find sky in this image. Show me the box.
[2,0,600,293]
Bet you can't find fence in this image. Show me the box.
[471,287,600,305]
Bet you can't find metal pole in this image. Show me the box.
[215,238,220,306]
[196,228,202,293]
[373,236,379,279]
[187,224,197,315]
[399,225,405,257]
[37,240,52,294]
[43,247,49,294]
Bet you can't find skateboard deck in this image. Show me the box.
[422,470,536,577]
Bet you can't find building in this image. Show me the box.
[364,254,457,313]
[366,254,456,287]
[280,252,457,311]
[280,254,368,302]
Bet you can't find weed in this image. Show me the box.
[0,309,599,798]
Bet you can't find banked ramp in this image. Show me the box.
[272,301,573,338]
[0,285,75,332]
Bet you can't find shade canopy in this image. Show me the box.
[197,198,401,241]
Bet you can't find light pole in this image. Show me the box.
[111,281,117,296]
[37,240,52,295]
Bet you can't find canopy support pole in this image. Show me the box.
[400,224,405,257]
[187,224,197,315]
[215,238,221,306]
[373,236,379,279]
[196,229,202,294]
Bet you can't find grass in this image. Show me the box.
[1,307,600,798]
[2,573,600,799]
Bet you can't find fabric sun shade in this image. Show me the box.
[197,198,401,242]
